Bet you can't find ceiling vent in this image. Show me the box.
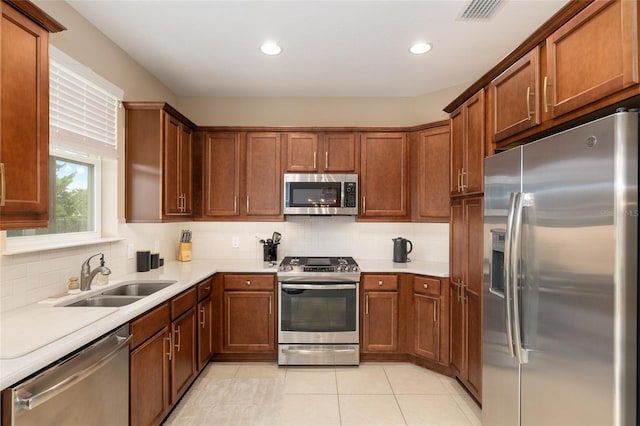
[459,0,503,20]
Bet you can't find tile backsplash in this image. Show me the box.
[0,218,448,312]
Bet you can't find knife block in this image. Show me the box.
[177,242,192,262]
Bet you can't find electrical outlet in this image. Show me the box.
[232,236,240,248]
[127,243,134,259]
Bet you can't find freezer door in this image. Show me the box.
[482,147,522,426]
[520,112,637,426]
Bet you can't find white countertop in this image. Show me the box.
[0,257,446,389]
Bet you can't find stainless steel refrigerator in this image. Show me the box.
[483,111,638,426]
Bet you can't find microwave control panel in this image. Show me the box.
[344,182,357,208]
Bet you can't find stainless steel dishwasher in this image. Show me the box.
[2,325,130,426]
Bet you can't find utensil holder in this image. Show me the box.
[137,251,151,272]
[177,243,192,262]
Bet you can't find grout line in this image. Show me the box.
[382,365,408,426]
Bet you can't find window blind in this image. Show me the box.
[49,46,123,159]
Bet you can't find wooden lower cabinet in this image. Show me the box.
[362,274,399,353]
[413,294,439,360]
[129,280,211,426]
[220,274,276,354]
[197,296,213,370]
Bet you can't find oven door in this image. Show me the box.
[278,282,359,344]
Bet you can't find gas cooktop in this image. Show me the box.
[277,256,360,281]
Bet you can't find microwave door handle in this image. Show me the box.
[504,192,517,358]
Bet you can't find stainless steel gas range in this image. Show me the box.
[277,256,360,366]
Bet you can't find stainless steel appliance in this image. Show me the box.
[283,173,358,215]
[277,256,360,365]
[2,325,131,426]
[483,111,638,426]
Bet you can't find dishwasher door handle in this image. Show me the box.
[15,333,132,411]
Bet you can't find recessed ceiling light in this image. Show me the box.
[260,41,282,56]
[409,42,432,55]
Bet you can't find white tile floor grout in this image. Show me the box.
[164,362,482,426]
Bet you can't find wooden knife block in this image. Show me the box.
[177,242,192,262]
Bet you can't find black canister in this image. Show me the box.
[137,250,151,272]
[150,253,160,269]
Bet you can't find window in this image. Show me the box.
[6,47,122,248]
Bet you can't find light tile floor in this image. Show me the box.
[164,362,481,426]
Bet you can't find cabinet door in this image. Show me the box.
[464,91,485,195]
[414,294,439,361]
[130,327,171,426]
[465,197,484,295]
[203,132,241,217]
[449,282,465,376]
[245,132,281,216]
[197,297,213,370]
[417,126,450,220]
[223,290,275,352]
[284,132,318,172]
[0,6,50,229]
[360,132,408,218]
[546,0,638,118]
[179,125,193,215]
[465,292,482,400]
[449,108,464,196]
[449,199,465,374]
[171,307,196,404]
[164,114,182,216]
[490,47,540,142]
[363,291,398,352]
[322,133,358,172]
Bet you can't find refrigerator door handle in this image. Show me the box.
[504,192,517,357]
[511,192,530,365]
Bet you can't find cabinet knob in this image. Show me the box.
[378,281,383,286]
[423,284,428,289]
[245,280,251,286]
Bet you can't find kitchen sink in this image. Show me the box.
[65,295,144,307]
[100,280,177,296]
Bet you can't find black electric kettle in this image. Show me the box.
[392,237,413,263]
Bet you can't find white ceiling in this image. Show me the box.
[67,0,569,98]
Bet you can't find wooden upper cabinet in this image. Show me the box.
[360,132,408,220]
[124,102,196,222]
[490,47,541,142]
[413,124,450,221]
[545,0,639,119]
[245,132,281,217]
[450,90,484,197]
[322,133,359,172]
[201,132,241,217]
[164,114,192,216]
[0,2,65,230]
[283,132,358,173]
[284,132,319,172]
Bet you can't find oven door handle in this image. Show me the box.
[281,283,357,290]
[282,348,357,354]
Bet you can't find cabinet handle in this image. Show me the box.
[246,196,250,214]
[460,169,467,192]
[234,196,238,213]
[365,294,369,315]
[313,152,317,169]
[205,286,211,292]
[165,334,172,361]
[362,196,366,214]
[423,283,428,289]
[526,86,533,120]
[174,325,181,352]
[456,280,463,303]
[433,302,437,322]
[245,280,251,286]
[269,295,272,315]
[200,306,206,328]
[0,163,5,207]
[378,280,383,287]
[543,75,550,113]
[457,169,462,192]
[325,151,328,170]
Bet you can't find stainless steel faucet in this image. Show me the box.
[80,253,112,291]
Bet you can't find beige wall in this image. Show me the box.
[177,83,468,128]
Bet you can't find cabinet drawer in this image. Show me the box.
[130,302,170,349]
[171,287,197,320]
[197,278,213,301]
[224,274,275,291]
[363,275,398,291]
[413,276,441,296]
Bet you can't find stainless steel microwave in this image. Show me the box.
[283,173,358,215]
